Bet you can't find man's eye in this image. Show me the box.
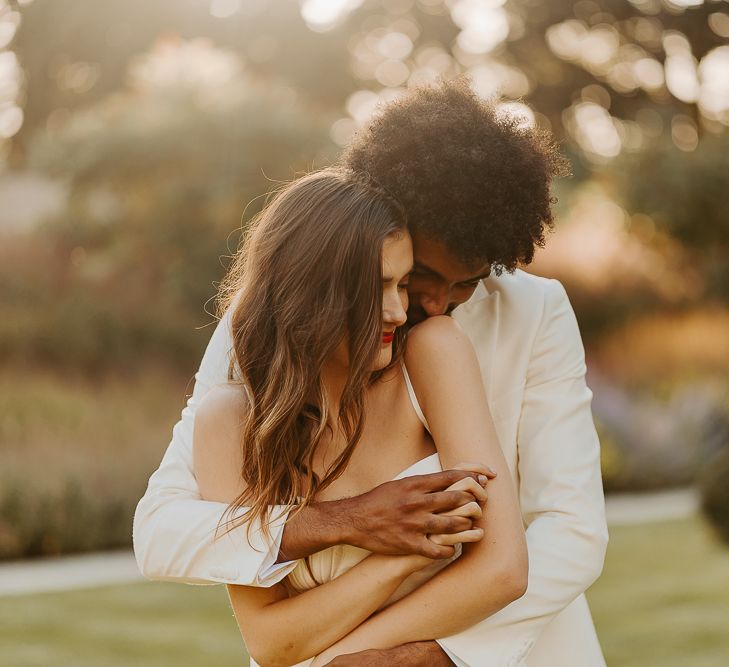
[459,281,481,290]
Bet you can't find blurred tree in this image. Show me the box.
[337,0,727,162]
[8,0,354,161]
[615,131,729,299]
[7,0,728,165]
[0,39,337,372]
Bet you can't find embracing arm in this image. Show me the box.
[314,316,528,664]
[132,308,364,586]
[132,307,487,586]
[193,384,484,667]
[130,308,424,587]
[132,309,294,586]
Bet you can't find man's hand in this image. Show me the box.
[277,462,495,563]
[321,640,455,666]
[343,463,495,559]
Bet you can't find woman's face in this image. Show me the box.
[328,229,412,373]
[374,230,413,371]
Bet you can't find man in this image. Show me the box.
[133,79,608,666]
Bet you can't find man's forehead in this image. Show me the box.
[413,257,490,283]
[412,247,490,284]
[411,233,489,280]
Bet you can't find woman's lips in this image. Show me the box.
[381,331,395,345]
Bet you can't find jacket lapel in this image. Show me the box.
[453,278,501,405]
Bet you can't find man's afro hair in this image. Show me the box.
[339,78,570,273]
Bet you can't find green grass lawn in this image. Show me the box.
[0,582,245,667]
[587,517,729,667]
[1,517,728,667]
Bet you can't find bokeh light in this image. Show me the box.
[300,0,364,32]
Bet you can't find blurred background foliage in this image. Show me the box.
[0,0,728,559]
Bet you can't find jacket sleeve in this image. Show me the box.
[132,308,298,586]
[436,279,609,666]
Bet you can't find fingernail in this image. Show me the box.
[488,467,497,476]
[478,474,488,485]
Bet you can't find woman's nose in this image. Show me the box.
[384,294,408,327]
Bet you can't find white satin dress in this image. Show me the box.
[250,367,462,667]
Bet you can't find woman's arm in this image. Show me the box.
[312,316,528,664]
[193,384,483,667]
[228,550,444,667]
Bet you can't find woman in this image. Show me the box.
[193,168,527,666]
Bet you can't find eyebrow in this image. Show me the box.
[382,264,415,283]
[413,261,490,284]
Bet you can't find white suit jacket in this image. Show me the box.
[133,269,609,666]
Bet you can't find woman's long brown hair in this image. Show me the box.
[216,168,407,543]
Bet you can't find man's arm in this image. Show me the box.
[132,308,295,585]
[320,643,453,667]
[132,308,490,586]
[278,468,492,563]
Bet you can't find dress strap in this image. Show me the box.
[401,363,430,433]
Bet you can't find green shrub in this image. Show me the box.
[700,447,729,546]
[0,370,185,560]
[0,479,135,559]
[616,133,729,302]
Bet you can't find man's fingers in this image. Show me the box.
[410,469,482,492]
[425,514,473,534]
[443,476,488,503]
[408,465,496,493]
[451,461,498,479]
[425,489,481,514]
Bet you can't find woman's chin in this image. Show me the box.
[372,346,393,371]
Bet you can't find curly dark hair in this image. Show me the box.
[340,78,570,273]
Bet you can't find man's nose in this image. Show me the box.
[421,291,450,316]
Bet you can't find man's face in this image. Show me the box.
[406,233,491,326]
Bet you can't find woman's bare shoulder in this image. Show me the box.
[403,316,481,410]
[404,316,475,369]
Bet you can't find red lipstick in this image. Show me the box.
[381,331,395,345]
